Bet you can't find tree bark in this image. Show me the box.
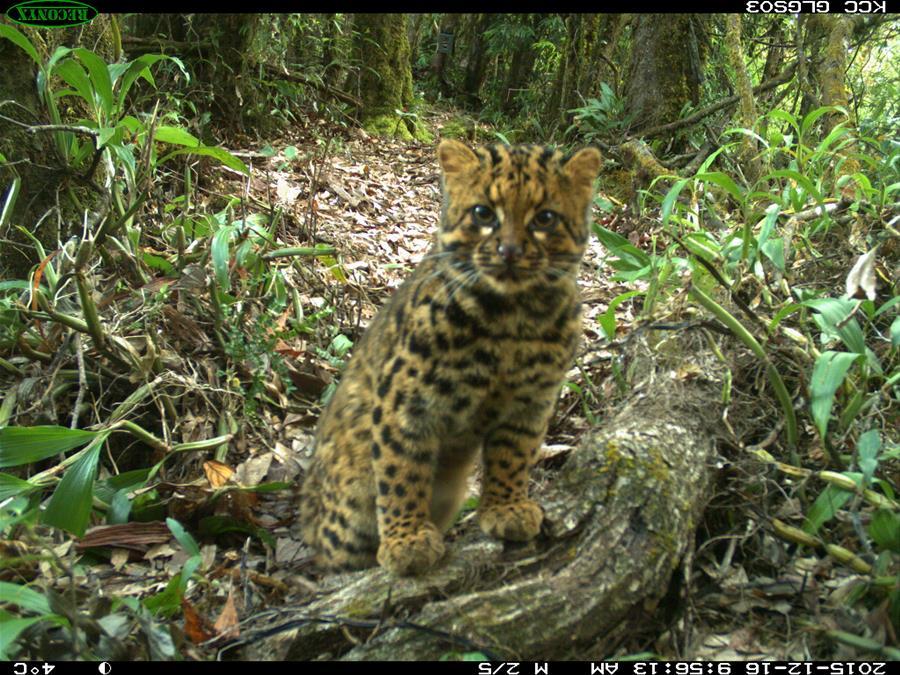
[725,15,761,183]
[499,15,539,117]
[242,329,726,660]
[461,15,494,108]
[350,14,416,138]
[624,15,701,135]
[430,14,460,98]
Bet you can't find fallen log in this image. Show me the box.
[241,327,727,660]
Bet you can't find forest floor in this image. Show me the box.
[8,113,892,661]
[177,119,887,660]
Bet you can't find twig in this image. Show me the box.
[70,333,87,430]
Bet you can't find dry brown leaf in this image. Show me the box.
[213,587,241,639]
[76,522,172,551]
[183,598,215,644]
[204,460,235,488]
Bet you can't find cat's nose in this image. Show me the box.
[498,242,522,264]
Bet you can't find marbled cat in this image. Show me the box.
[300,139,601,575]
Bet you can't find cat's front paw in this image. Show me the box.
[479,500,543,541]
[377,522,445,576]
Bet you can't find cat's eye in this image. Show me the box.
[471,205,496,225]
[531,209,559,230]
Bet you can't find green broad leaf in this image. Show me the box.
[800,105,845,140]
[598,290,643,340]
[166,517,201,557]
[97,126,117,148]
[0,615,42,659]
[115,54,171,112]
[320,254,347,283]
[814,125,850,156]
[0,426,98,468]
[760,238,785,272]
[723,127,769,149]
[767,109,800,135]
[757,203,781,250]
[240,481,292,493]
[873,295,900,318]
[858,429,881,485]
[159,146,249,175]
[54,59,93,107]
[765,169,824,206]
[802,297,866,355]
[680,233,722,263]
[803,482,855,535]
[155,125,200,147]
[41,436,106,536]
[697,142,736,174]
[330,333,353,358]
[610,265,652,282]
[142,253,175,275]
[0,280,30,292]
[592,223,651,269]
[265,245,337,258]
[660,178,689,226]
[178,556,202,596]
[143,573,185,616]
[74,48,113,115]
[0,581,51,614]
[695,172,744,205]
[0,25,40,66]
[0,473,37,501]
[108,489,132,525]
[234,238,257,269]
[809,351,860,439]
[211,225,235,290]
[891,316,900,349]
[869,510,900,554]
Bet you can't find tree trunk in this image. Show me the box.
[243,329,726,660]
[499,19,538,118]
[462,14,494,108]
[407,13,425,70]
[624,14,701,135]
[556,14,581,126]
[809,15,856,134]
[350,14,416,139]
[725,15,761,183]
[430,13,460,98]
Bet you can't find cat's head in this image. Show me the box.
[436,140,601,293]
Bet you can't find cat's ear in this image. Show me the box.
[563,147,602,186]
[438,139,479,175]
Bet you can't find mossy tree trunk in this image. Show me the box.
[351,14,421,140]
[244,330,727,660]
[624,14,702,135]
[801,15,860,181]
[808,15,856,134]
[725,15,761,183]
[557,14,603,129]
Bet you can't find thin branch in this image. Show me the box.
[638,61,798,138]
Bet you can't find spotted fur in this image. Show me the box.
[300,140,602,575]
